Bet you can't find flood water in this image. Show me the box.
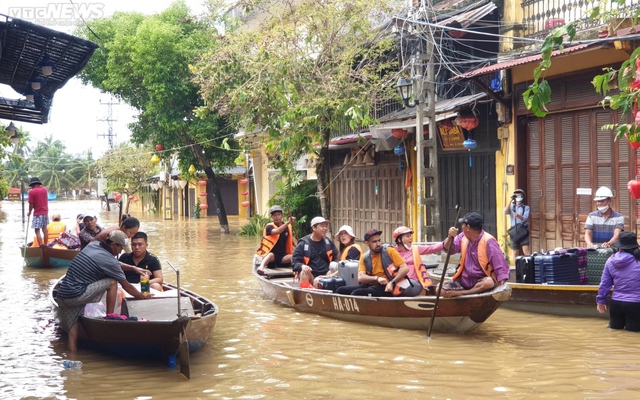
[1,200,640,399]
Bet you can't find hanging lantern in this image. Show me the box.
[150,154,160,164]
[440,119,454,130]
[459,114,480,131]
[155,144,164,152]
[240,178,249,185]
[188,164,196,174]
[241,200,250,208]
[626,133,640,150]
[114,192,122,201]
[393,145,405,156]
[198,180,207,186]
[241,190,249,196]
[199,203,209,210]
[133,196,139,202]
[391,128,407,139]
[199,192,207,197]
[128,195,135,200]
[629,180,640,199]
[463,138,477,168]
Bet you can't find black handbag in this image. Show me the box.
[508,224,529,243]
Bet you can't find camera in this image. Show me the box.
[511,194,517,200]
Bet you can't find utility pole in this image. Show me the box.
[425,32,439,242]
[97,97,119,150]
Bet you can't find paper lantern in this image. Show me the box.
[240,178,249,185]
[241,200,250,208]
[241,190,249,196]
[199,192,207,197]
[150,154,160,164]
[199,203,209,210]
[626,134,640,150]
[114,192,122,201]
[394,145,405,156]
[188,164,196,174]
[198,180,207,186]
[155,144,164,152]
[391,128,407,139]
[459,114,480,131]
[128,195,135,200]
[463,138,477,151]
[628,180,640,199]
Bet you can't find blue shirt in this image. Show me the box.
[585,210,624,245]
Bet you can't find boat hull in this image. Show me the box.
[255,268,511,333]
[505,282,608,318]
[20,246,79,268]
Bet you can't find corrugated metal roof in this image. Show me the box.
[454,43,593,80]
[438,1,496,29]
[377,92,487,124]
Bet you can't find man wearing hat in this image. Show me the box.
[292,216,339,287]
[55,230,153,352]
[256,205,297,274]
[440,212,510,298]
[78,214,103,249]
[585,186,624,248]
[336,229,421,297]
[27,177,49,246]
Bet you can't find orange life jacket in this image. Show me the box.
[452,233,497,281]
[411,246,433,288]
[47,221,66,242]
[340,243,362,261]
[363,245,413,296]
[256,222,293,256]
[301,236,335,265]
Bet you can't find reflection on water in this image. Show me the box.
[1,200,640,399]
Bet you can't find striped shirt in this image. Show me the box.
[57,241,125,299]
[585,210,624,245]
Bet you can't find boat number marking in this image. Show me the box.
[306,293,313,307]
[331,297,360,313]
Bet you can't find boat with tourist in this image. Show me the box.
[20,245,79,268]
[254,265,511,333]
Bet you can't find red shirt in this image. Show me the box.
[28,186,49,216]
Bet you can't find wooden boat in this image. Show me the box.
[254,266,511,333]
[50,278,218,373]
[20,246,79,268]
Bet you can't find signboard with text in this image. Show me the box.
[7,193,21,201]
[437,123,466,149]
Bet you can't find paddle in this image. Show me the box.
[427,205,462,339]
[23,214,30,266]
[167,260,191,378]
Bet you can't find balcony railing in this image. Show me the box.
[522,0,640,39]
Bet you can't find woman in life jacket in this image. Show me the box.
[335,225,361,260]
[392,226,443,293]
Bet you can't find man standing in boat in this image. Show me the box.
[440,212,510,298]
[256,205,296,275]
[292,216,339,288]
[27,177,48,247]
[55,230,153,353]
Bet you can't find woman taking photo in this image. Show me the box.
[504,188,530,257]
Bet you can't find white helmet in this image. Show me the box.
[594,186,614,201]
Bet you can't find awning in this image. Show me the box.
[328,133,372,149]
[438,1,497,30]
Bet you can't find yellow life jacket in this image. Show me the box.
[256,222,293,256]
[452,233,497,281]
[340,243,362,261]
[47,222,66,242]
[411,246,433,288]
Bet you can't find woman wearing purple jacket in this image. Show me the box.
[597,231,640,331]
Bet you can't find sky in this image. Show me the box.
[1,0,209,157]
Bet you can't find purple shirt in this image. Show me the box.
[394,243,444,280]
[445,231,510,289]
[597,252,640,304]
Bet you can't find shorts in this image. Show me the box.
[510,238,530,250]
[32,215,49,229]
[441,276,496,291]
[56,278,113,331]
[267,252,291,269]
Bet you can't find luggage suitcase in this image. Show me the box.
[567,248,588,284]
[515,255,535,283]
[534,252,581,285]
[586,247,614,285]
[338,260,359,287]
[318,277,346,292]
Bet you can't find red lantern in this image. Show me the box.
[240,178,249,185]
[155,144,164,152]
[629,180,640,199]
[440,119,454,130]
[241,200,250,208]
[626,133,640,150]
[199,192,207,197]
[198,180,207,186]
[459,114,480,131]
[114,192,121,201]
[199,203,209,210]
[128,195,135,200]
[391,128,407,139]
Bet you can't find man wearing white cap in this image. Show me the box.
[256,205,296,274]
[292,216,339,288]
[585,186,624,248]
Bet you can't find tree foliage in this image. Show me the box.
[95,143,158,198]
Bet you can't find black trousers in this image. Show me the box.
[609,299,640,331]
[335,283,392,297]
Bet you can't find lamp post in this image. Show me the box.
[396,67,425,241]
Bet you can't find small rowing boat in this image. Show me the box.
[20,246,79,268]
[254,265,511,333]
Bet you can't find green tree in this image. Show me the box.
[28,136,75,194]
[95,143,158,213]
[195,0,397,218]
[77,1,237,232]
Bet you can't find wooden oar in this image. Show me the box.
[167,260,190,378]
[427,205,462,339]
[23,214,30,267]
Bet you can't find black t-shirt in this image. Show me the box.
[266,224,289,255]
[345,246,361,260]
[119,251,161,283]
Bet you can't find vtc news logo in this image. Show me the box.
[7,3,105,26]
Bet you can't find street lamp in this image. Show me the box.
[396,77,418,107]
[10,131,21,146]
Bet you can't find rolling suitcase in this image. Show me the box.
[567,248,588,284]
[515,255,535,283]
[586,248,614,285]
[338,260,359,287]
[318,277,346,292]
[534,252,580,285]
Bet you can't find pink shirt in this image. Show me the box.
[393,242,444,280]
[28,186,49,216]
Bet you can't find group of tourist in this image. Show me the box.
[255,205,510,299]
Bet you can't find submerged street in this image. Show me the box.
[1,200,640,399]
